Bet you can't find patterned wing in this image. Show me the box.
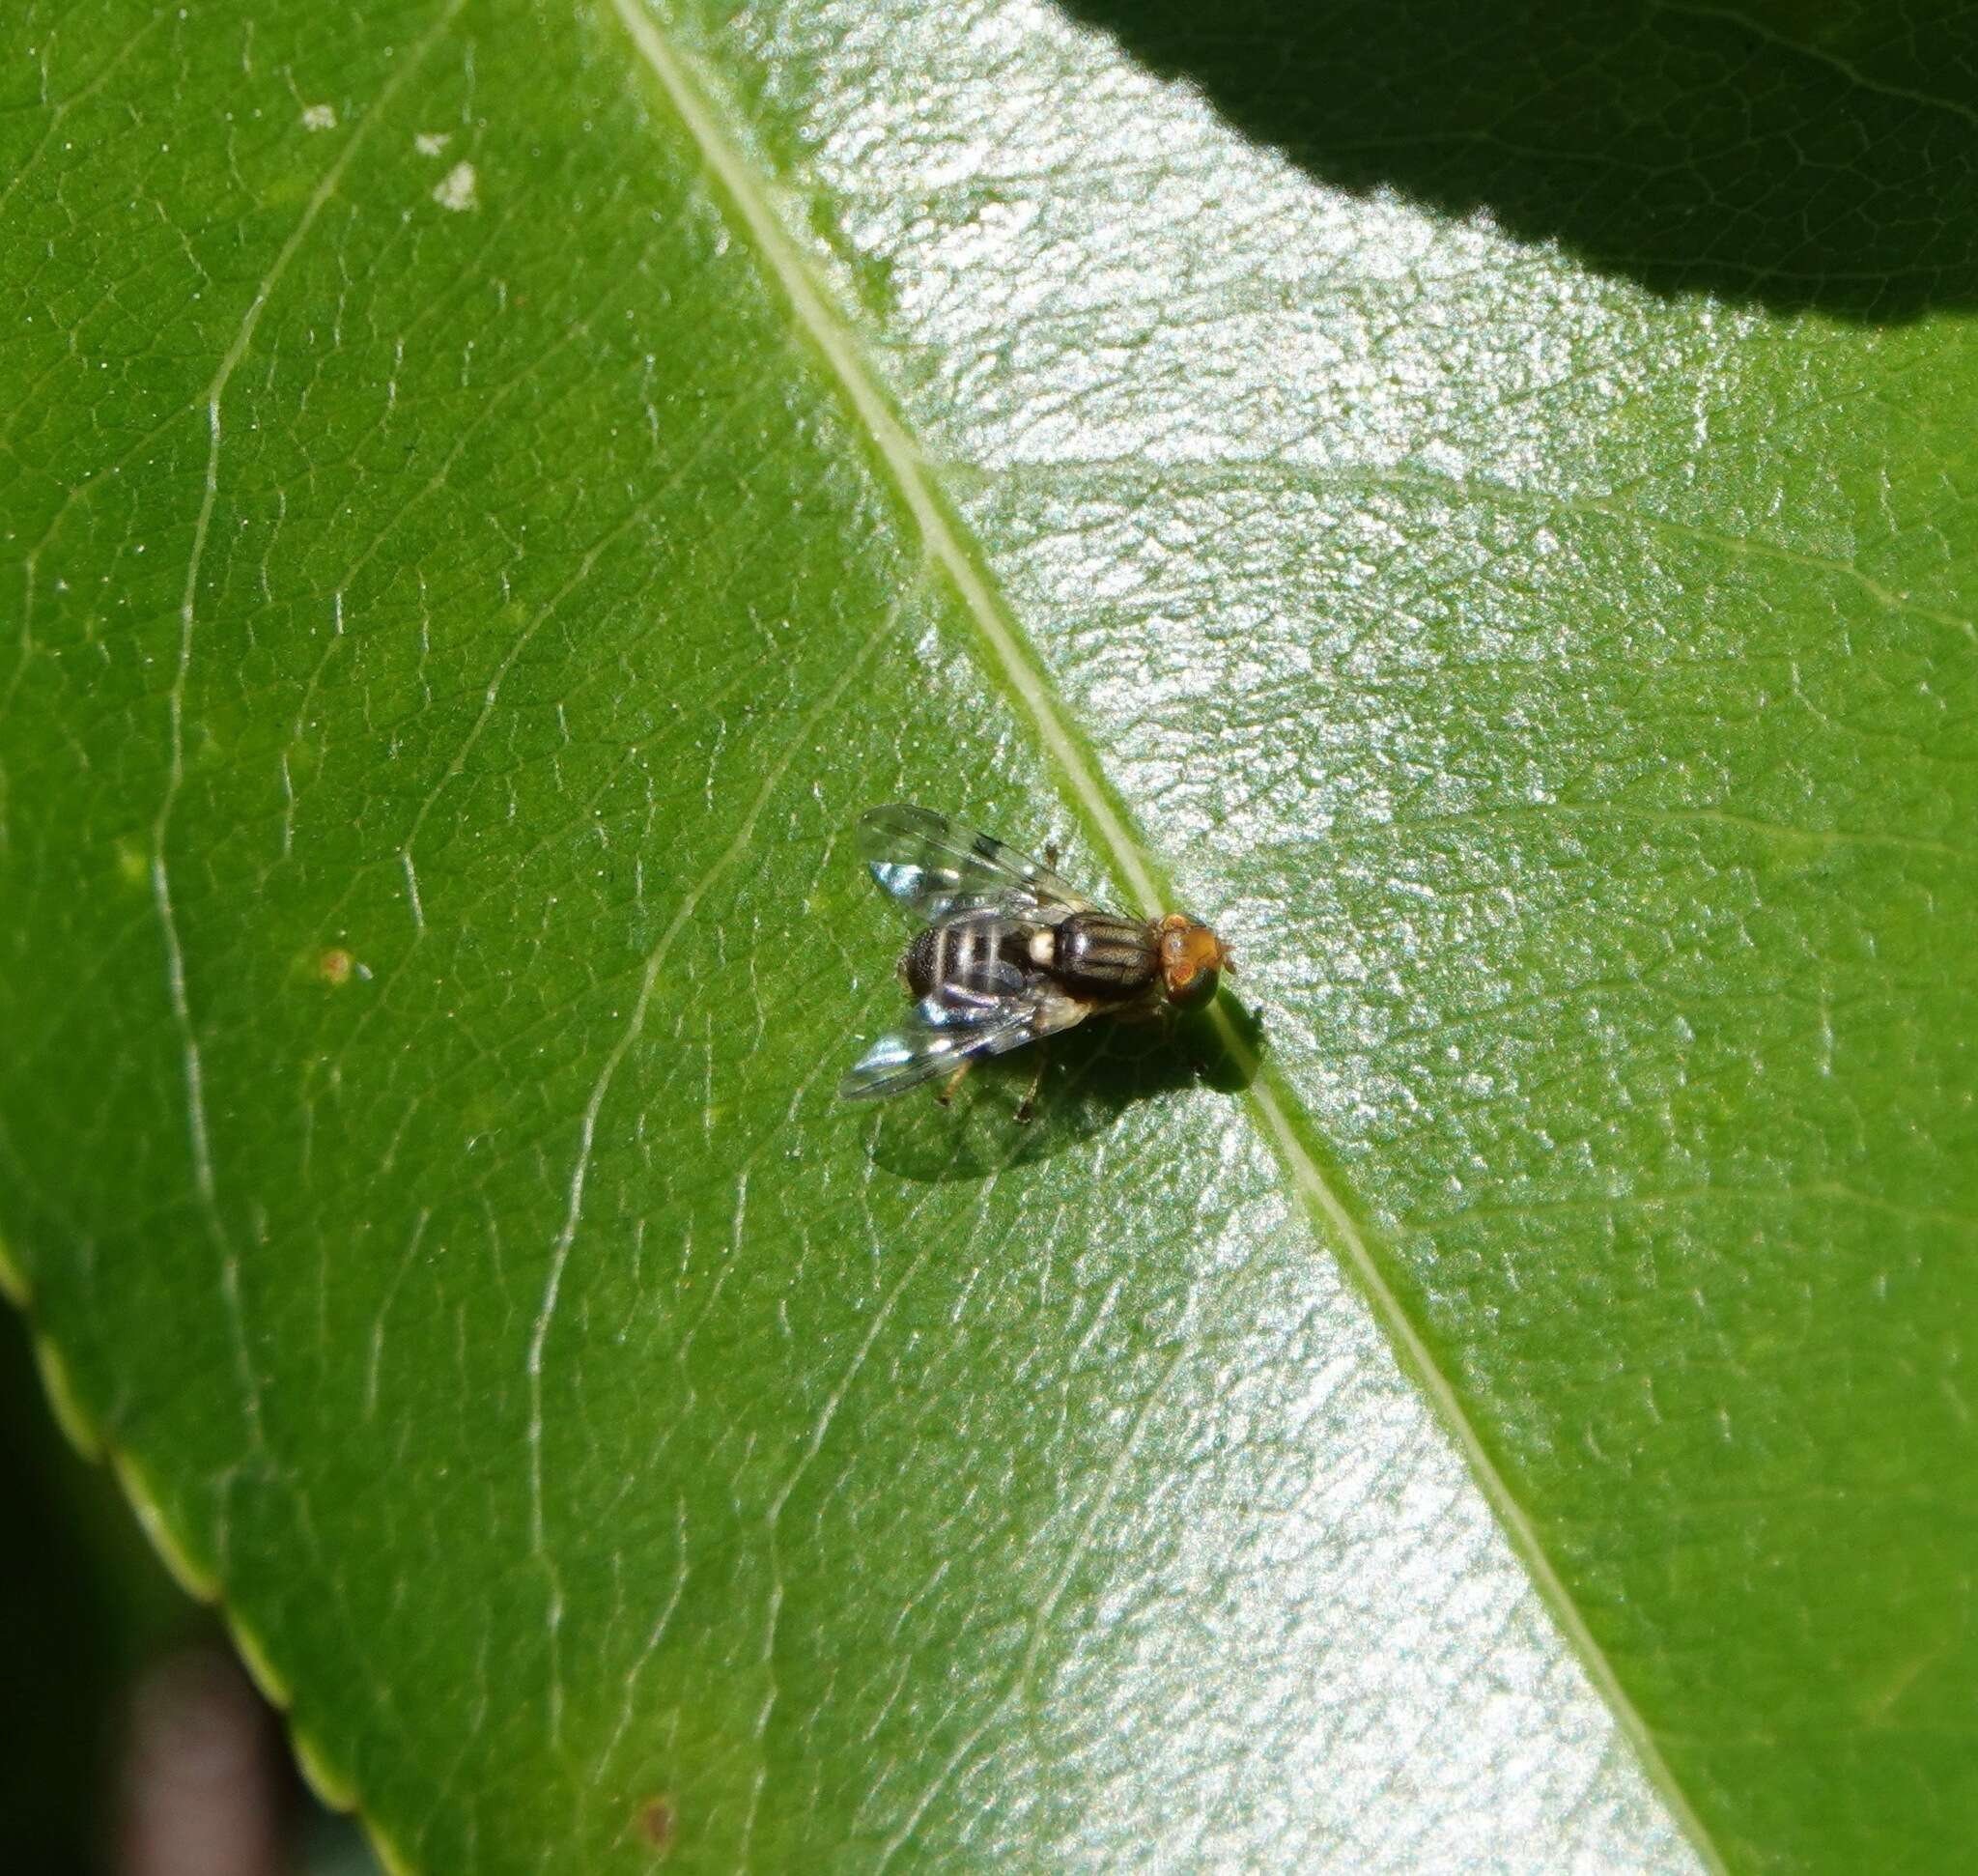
[838,982,1091,1102]
[856,804,1091,923]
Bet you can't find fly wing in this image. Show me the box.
[857,804,1092,923]
[838,982,1091,1102]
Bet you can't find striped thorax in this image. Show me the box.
[1050,910,1161,1000]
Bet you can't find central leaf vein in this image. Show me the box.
[602,2,1729,1869]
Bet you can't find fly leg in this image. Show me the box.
[1014,1042,1049,1124]
[935,1063,970,1108]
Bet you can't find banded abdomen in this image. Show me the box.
[901,912,1036,1007]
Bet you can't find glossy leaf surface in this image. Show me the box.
[4,2,1974,1872]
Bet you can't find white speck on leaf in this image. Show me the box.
[432,160,478,212]
[414,130,451,156]
[300,102,336,131]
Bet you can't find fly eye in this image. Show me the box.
[1173,962,1217,1005]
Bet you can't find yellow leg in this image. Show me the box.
[935,1063,970,1108]
[1014,1043,1049,1123]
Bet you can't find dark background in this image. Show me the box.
[1062,0,1978,319]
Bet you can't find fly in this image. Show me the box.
[838,804,1232,1119]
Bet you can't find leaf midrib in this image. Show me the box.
[602,0,1728,1866]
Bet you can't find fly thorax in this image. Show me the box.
[1052,911,1159,998]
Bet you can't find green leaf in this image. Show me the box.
[3,1,1972,1871]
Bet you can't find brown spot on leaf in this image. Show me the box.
[637,1796,676,1854]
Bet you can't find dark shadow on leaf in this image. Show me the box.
[1054,0,1978,320]
[865,991,1264,1182]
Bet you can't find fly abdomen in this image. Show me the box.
[1052,910,1158,1000]
[902,914,1031,1002]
